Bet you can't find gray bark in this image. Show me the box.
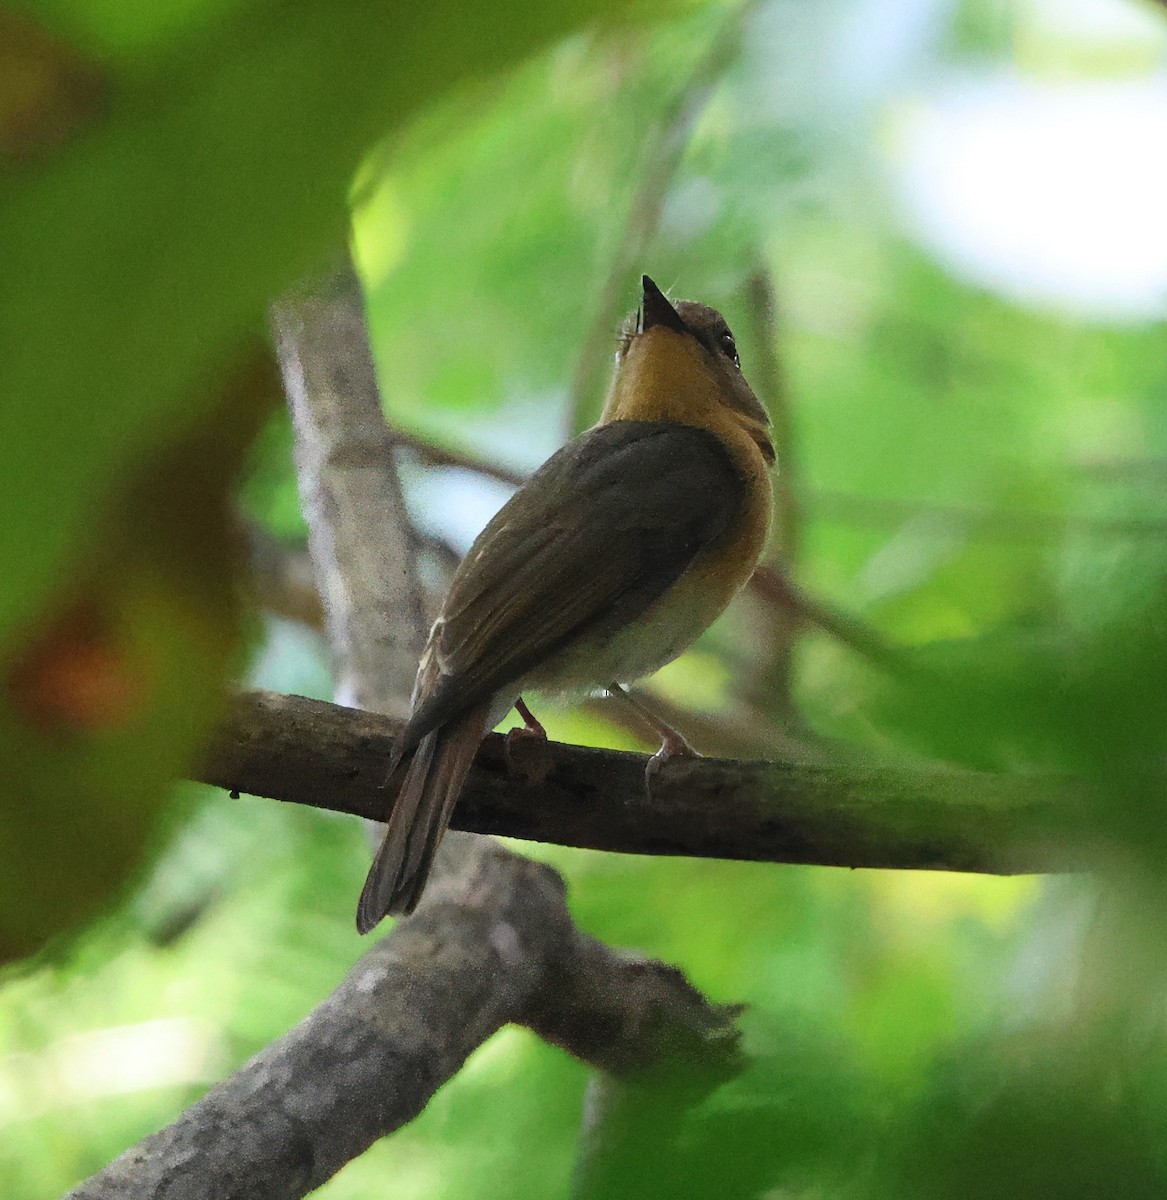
[68,838,740,1200]
[270,262,423,715]
[200,688,1087,877]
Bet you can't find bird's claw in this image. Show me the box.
[643,732,702,795]
[505,696,552,779]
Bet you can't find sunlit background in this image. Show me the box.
[4,0,1167,1195]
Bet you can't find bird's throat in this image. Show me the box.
[602,327,721,425]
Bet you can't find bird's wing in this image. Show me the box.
[401,420,745,744]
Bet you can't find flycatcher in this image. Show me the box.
[357,275,774,931]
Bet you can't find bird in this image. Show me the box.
[357,275,775,932]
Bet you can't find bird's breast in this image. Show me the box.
[524,448,772,696]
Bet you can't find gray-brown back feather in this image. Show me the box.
[399,420,743,750]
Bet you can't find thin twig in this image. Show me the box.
[744,266,799,563]
[391,425,526,488]
[567,3,759,433]
[749,564,903,672]
[384,428,1167,543]
[740,263,801,714]
[245,523,325,631]
[812,491,1167,541]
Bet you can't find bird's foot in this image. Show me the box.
[606,682,702,799]
[504,696,552,781]
[508,695,548,742]
[644,728,702,791]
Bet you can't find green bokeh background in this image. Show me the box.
[4,0,1167,1195]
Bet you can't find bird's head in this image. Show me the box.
[603,275,775,467]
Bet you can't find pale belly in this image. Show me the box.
[482,573,731,731]
[501,435,771,719]
[520,509,766,702]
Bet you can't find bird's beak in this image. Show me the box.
[640,275,687,336]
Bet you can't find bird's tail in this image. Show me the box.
[356,703,489,933]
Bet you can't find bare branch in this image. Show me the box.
[739,264,802,718]
[391,424,527,488]
[750,564,903,672]
[199,690,1088,877]
[744,266,799,565]
[68,838,740,1200]
[245,523,325,631]
[271,262,424,714]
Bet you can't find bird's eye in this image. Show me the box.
[718,330,739,367]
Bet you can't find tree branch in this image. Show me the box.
[68,836,741,1200]
[270,261,424,715]
[391,424,527,488]
[737,266,804,722]
[199,689,1087,876]
[245,523,325,631]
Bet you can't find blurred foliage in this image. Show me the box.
[0,0,655,953]
[5,0,1167,1197]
